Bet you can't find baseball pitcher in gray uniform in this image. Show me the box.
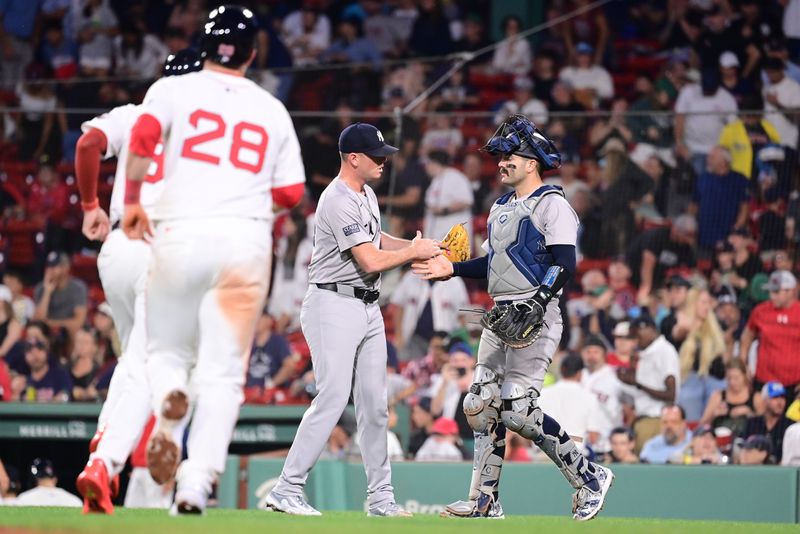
[414,115,614,521]
[266,123,442,517]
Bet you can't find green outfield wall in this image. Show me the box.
[239,458,800,523]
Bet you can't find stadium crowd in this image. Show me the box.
[1,0,800,491]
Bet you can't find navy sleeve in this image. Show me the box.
[452,255,489,279]
[548,244,576,276]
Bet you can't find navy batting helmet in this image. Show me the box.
[162,48,203,77]
[200,5,258,69]
[482,114,561,171]
[30,457,55,479]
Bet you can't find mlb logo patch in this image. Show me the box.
[218,44,235,61]
[343,223,362,236]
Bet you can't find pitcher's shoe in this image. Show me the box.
[265,491,322,516]
[572,465,615,521]
[368,502,413,517]
[440,499,504,519]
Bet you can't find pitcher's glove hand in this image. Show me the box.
[481,297,545,349]
[441,223,470,262]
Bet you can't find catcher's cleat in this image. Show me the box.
[368,502,413,517]
[572,465,615,521]
[440,499,505,519]
[265,491,322,516]
[147,390,188,485]
[76,459,114,514]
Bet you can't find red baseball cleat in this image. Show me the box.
[76,459,114,514]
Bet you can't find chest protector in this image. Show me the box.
[487,185,565,298]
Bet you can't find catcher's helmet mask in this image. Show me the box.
[200,5,258,69]
[482,114,562,171]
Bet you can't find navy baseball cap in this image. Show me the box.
[338,123,398,157]
[30,457,55,479]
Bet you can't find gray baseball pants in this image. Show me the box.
[273,285,395,507]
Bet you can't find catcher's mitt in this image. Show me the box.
[480,299,545,348]
[441,223,470,262]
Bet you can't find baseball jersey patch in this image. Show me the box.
[342,223,362,236]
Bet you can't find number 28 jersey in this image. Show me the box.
[138,70,305,222]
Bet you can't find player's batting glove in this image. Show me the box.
[122,204,152,241]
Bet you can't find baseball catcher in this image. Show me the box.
[413,114,614,521]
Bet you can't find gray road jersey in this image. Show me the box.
[486,187,578,299]
[308,177,382,289]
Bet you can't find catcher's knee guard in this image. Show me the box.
[499,381,543,438]
[462,365,502,433]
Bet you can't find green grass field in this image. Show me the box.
[0,508,796,533]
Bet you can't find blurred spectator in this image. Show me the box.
[726,226,764,293]
[674,288,727,421]
[407,396,434,456]
[462,152,493,216]
[422,150,473,241]
[531,50,559,105]
[639,405,692,464]
[26,155,69,226]
[489,15,531,76]
[717,51,755,106]
[579,284,616,346]
[563,0,609,65]
[321,16,381,67]
[700,359,763,436]
[430,344,474,424]
[420,111,463,159]
[0,351,11,401]
[689,146,750,253]
[718,94,780,180]
[56,67,103,162]
[452,13,489,63]
[692,6,759,79]
[539,354,601,450]
[494,76,548,126]
[282,2,331,66]
[581,336,625,454]
[33,251,88,342]
[389,268,468,362]
[0,0,39,89]
[434,67,479,110]
[6,320,51,376]
[165,0,204,39]
[407,0,453,58]
[319,411,356,461]
[415,417,463,462]
[549,81,587,135]
[763,57,800,150]
[627,81,673,152]
[618,315,680,452]
[14,64,59,162]
[269,211,313,333]
[566,269,607,351]
[759,187,788,256]
[607,259,636,315]
[608,321,636,368]
[682,424,723,464]
[0,297,22,362]
[13,458,81,507]
[505,431,532,462]
[743,381,793,463]
[608,427,639,463]
[674,70,738,179]
[781,422,800,466]
[386,404,404,462]
[112,23,168,79]
[558,42,613,109]
[39,18,79,80]
[375,153,426,238]
[740,271,800,390]
[246,309,295,394]
[715,287,744,358]
[391,0,418,42]
[73,0,119,73]
[763,38,800,84]
[68,326,100,402]
[91,301,119,362]
[737,434,774,465]
[660,274,692,345]
[401,332,451,399]
[19,334,71,402]
[361,0,406,59]
[627,214,697,303]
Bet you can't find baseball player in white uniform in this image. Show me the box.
[264,123,441,517]
[122,5,306,515]
[74,50,203,515]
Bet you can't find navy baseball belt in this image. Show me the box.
[315,283,379,304]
